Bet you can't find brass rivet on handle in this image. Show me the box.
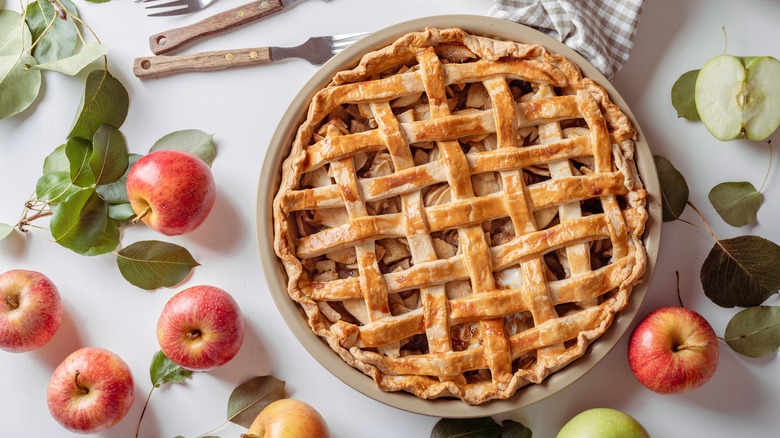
[225,53,234,62]
[237,9,246,17]
[250,51,259,59]
[260,1,269,8]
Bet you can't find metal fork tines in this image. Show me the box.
[273,32,368,64]
[143,0,216,17]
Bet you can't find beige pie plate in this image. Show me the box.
[257,15,662,418]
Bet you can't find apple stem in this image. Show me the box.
[5,295,19,310]
[74,370,89,394]
[676,342,709,351]
[131,206,152,225]
[187,329,202,340]
[135,387,155,438]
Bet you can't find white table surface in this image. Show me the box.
[2,0,779,436]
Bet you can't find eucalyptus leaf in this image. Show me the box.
[150,350,193,387]
[108,203,135,221]
[0,223,13,241]
[500,420,532,438]
[708,181,762,227]
[50,188,108,253]
[84,0,111,3]
[97,153,141,204]
[654,155,689,222]
[150,129,216,167]
[29,42,106,76]
[431,417,502,438]
[90,124,128,185]
[671,69,701,121]
[35,171,81,204]
[43,144,69,173]
[65,137,95,187]
[25,0,80,64]
[227,376,285,428]
[79,218,119,256]
[0,53,41,119]
[724,306,780,358]
[116,240,199,290]
[69,69,129,140]
[701,235,780,307]
[0,10,32,55]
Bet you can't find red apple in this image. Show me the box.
[246,399,330,438]
[628,306,719,394]
[126,149,216,236]
[0,269,62,353]
[157,285,244,371]
[47,347,134,434]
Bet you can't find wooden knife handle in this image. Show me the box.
[133,47,272,78]
[148,0,284,55]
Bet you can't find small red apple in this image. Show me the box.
[0,269,62,353]
[47,347,135,434]
[628,306,719,394]
[157,285,244,371]
[246,399,330,438]
[126,149,216,236]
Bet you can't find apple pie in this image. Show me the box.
[273,27,648,404]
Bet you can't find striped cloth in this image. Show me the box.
[489,0,644,79]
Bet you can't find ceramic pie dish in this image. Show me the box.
[257,15,661,417]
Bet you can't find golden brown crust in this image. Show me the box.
[273,27,647,404]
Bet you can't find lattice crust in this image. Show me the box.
[273,27,648,404]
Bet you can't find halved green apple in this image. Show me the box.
[695,54,780,141]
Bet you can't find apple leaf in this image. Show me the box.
[150,350,192,388]
[68,69,129,141]
[701,235,780,308]
[25,0,80,64]
[654,155,689,222]
[227,376,285,429]
[708,181,762,227]
[50,188,109,254]
[43,144,69,173]
[116,240,200,290]
[0,52,41,120]
[108,203,135,221]
[0,223,13,241]
[65,137,95,187]
[724,306,780,358]
[96,153,141,204]
[500,420,533,438]
[90,124,128,185]
[431,417,503,438]
[35,171,81,205]
[671,69,701,121]
[29,42,106,76]
[150,129,216,167]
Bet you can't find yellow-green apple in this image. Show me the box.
[557,408,649,438]
[245,399,330,438]
[126,149,215,236]
[157,285,244,371]
[46,347,134,434]
[628,306,719,394]
[0,269,62,352]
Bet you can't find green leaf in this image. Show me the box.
[708,181,762,227]
[724,306,780,358]
[68,69,129,140]
[97,153,141,204]
[108,203,135,221]
[431,417,502,438]
[701,235,780,307]
[25,0,80,64]
[84,0,111,3]
[0,10,32,55]
[35,171,81,204]
[0,10,41,119]
[65,137,95,187]
[50,188,109,253]
[29,42,106,76]
[671,69,701,121]
[0,223,14,241]
[116,240,200,290]
[150,350,193,387]
[227,376,285,429]
[654,155,689,222]
[90,124,128,185]
[43,144,70,173]
[79,218,119,256]
[150,129,216,167]
[500,420,532,438]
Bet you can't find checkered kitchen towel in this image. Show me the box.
[489,0,644,79]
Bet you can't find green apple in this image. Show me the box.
[557,408,649,438]
[695,54,780,141]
